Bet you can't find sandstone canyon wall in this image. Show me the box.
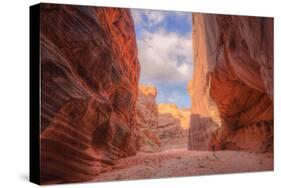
[188,14,273,152]
[40,4,140,183]
[135,86,190,152]
[158,104,189,150]
[136,85,161,152]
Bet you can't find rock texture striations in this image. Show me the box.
[188,14,273,152]
[136,85,161,152]
[158,104,189,150]
[135,86,190,152]
[40,4,140,184]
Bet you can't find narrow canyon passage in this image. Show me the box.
[39,4,273,184]
[94,11,274,181]
[90,10,274,181]
[91,81,273,182]
[136,85,190,152]
[130,9,193,161]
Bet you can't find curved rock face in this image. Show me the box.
[158,104,189,150]
[136,85,161,152]
[188,14,273,152]
[40,4,140,184]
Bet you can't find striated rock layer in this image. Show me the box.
[40,4,140,184]
[188,14,273,152]
[136,85,161,152]
[135,86,190,152]
[158,104,189,150]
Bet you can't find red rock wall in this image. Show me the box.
[135,86,190,152]
[136,85,161,152]
[188,14,273,152]
[158,104,189,150]
[40,4,140,184]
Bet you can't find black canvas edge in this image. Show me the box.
[29,3,41,185]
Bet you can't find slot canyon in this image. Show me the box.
[39,4,273,184]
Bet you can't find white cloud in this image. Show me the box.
[130,9,193,108]
[131,9,192,28]
[145,11,165,26]
[131,9,165,26]
[137,29,193,84]
[178,63,189,75]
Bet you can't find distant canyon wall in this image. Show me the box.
[158,104,190,150]
[40,4,140,183]
[136,85,161,152]
[188,14,273,152]
[136,85,189,152]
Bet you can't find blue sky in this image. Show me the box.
[131,9,193,108]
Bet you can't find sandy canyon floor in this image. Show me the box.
[92,149,273,182]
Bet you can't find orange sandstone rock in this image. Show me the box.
[188,14,273,152]
[40,4,140,184]
[136,85,161,152]
[158,104,190,150]
[158,104,190,129]
[136,86,190,152]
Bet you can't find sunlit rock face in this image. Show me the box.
[40,4,140,184]
[188,14,273,152]
[136,85,161,152]
[158,104,190,150]
[158,104,190,129]
[136,86,190,152]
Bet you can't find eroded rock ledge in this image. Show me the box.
[188,14,273,152]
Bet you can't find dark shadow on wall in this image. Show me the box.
[188,113,274,152]
[189,14,273,153]
[188,114,220,151]
[158,113,188,150]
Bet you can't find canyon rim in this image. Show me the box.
[30,3,274,185]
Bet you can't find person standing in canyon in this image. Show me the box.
[212,145,216,158]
